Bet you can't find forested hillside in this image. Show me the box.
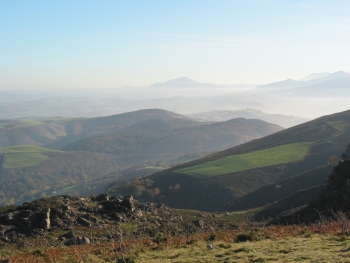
[108,109,350,212]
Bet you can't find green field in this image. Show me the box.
[0,145,61,168]
[178,142,313,178]
[143,166,166,170]
[3,152,48,168]
[327,121,349,132]
[0,120,43,128]
[0,145,59,154]
[56,184,83,195]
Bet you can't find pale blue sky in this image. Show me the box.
[1,0,350,90]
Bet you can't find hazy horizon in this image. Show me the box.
[2,1,350,90]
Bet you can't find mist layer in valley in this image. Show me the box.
[1,72,350,124]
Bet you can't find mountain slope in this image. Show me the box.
[62,118,283,162]
[301,72,330,81]
[187,109,309,128]
[0,145,121,206]
[110,109,350,211]
[0,109,199,148]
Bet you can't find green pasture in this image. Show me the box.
[327,121,349,132]
[143,166,165,170]
[3,152,48,168]
[0,145,59,154]
[0,120,43,128]
[0,145,62,168]
[56,184,82,195]
[178,142,313,178]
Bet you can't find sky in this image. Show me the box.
[1,0,350,90]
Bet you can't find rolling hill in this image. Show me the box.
[62,118,283,164]
[0,109,199,148]
[108,109,350,211]
[187,109,309,128]
[0,109,283,206]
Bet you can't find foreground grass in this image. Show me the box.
[178,142,313,178]
[3,218,350,263]
[2,233,350,262]
[137,236,350,263]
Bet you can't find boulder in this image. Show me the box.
[195,220,204,228]
[42,208,51,230]
[62,231,91,246]
[82,214,98,223]
[81,236,90,244]
[76,217,91,227]
[122,196,135,212]
[94,194,109,202]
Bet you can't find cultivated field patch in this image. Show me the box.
[0,145,61,168]
[0,120,43,128]
[0,145,59,154]
[3,152,48,168]
[178,142,313,178]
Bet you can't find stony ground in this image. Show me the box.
[1,195,350,262]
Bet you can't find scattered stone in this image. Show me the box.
[82,214,98,223]
[0,194,175,246]
[81,236,90,244]
[122,196,135,212]
[42,208,51,230]
[94,194,109,202]
[195,220,204,228]
[76,217,91,227]
[62,205,71,211]
[207,243,215,250]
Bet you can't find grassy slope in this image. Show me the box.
[0,145,61,168]
[231,164,332,211]
[178,142,313,177]
[0,145,59,154]
[3,153,48,168]
[0,120,43,128]
[137,109,350,211]
[135,236,350,263]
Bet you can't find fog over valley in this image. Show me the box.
[2,1,350,261]
[2,71,350,121]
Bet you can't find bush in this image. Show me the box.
[236,230,261,243]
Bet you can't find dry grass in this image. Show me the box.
[2,216,350,262]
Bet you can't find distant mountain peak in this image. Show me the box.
[149,77,202,87]
[301,71,349,82]
[329,70,349,77]
[259,78,298,88]
[301,72,330,81]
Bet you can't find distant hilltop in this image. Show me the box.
[259,71,350,95]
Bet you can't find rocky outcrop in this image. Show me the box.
[0,194,172,244]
